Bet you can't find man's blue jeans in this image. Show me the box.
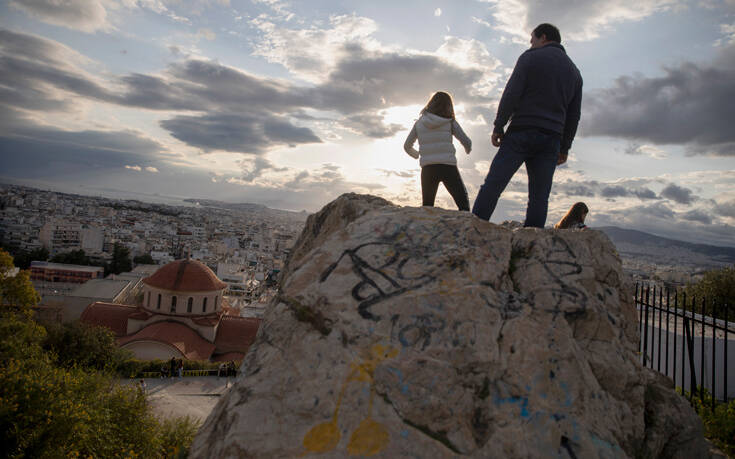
[472,129,560,228]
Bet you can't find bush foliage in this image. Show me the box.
[679,387,735,456]
[1,311,201,458]
[682,265,735,320]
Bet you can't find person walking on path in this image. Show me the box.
[472,23,582,227]
[404,91,472,211]
[169,357,176,379]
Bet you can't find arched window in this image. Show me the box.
[157,294,161,309]
[214,296,218,310]
[187,297,193,313]
[171,295,177,313]
[202,297,207,313]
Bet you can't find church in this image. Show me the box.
[80,259,260,361]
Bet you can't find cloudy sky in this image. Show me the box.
[1,0,734,246]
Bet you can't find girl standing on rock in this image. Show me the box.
[555,202,589,229]
[403,91,472,211]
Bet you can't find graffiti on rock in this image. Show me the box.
[320,242,435,321]
[302,344,399,456]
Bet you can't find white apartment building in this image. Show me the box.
[39,221,104,254]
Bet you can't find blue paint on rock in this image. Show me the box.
[494,395,530,419]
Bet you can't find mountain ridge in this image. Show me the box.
[598,226,735,266]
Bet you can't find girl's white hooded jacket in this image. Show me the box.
[404,112,472,167]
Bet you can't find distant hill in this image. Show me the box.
[184,198,308,221]
[598,226,735,266]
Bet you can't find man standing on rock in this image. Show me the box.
[472,23,582,228]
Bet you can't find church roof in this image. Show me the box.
[118,321,217,360]
[214,316,261,354]
[80,302,139,336]
[143,259,227,292]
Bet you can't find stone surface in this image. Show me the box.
[190,193,711,458]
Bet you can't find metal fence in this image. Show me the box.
[636,283,733,408]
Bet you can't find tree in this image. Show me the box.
[12,247,49,269]
[0,311,200,458]
[133,253,155,265]
[109,243,132,275]
[684,265,735,319]
[51,249,90,265]
[43,321,135,373]
[0,248,40,309]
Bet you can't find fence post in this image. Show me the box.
[685,313,698,402]
[657,286,663,373]
[726,303,729,402]
[682,291,687,397]
[665,289,671,377]
[673,290,678,384]
[636,283,642,351]
[701,296,706,405]
[644,285,650,367]
[712,297,716,410]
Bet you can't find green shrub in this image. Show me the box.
[43,320,135,373]
[1,311,201,457]
[158,416,201,458]
[682,265,735,320]
[679,387,735,456]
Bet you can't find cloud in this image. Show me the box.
[714,199,735,218]
[311,45,492,115]
[159,113,321,154]
[715,23,735,47]
[0,120,166,179]
[238,156,288,182]
[197,28,216,40]
[145,166,159,173]
[377,169,416,179]
[554,177,659,200]
[125,165,142,171]
[584,45,735,156]
[1,29,498,149]
[0,28,112,111]
[341,113,404,138]
[434,8,442,16]
[10,0,109,33]
[250,14,380,83]
[682,209,713,224]
[660,183,696,204]
[623,143,667,159]
[481,0,683,43]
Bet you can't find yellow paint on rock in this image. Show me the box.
[347,418,390,456]
[303,420,340,453]
[301,343,398,456]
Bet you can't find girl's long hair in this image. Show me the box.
[555,202,589,229]
[422,91,455,119]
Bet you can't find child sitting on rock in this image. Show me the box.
[555,202,589,229]
[403,91,472,211]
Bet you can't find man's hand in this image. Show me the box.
[557,151,568,165]
[491,132,503,147]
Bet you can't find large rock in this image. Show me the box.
[191,193,711,458]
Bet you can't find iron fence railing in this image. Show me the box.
[636,283,733,408]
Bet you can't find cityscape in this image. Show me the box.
[0,182,307,319]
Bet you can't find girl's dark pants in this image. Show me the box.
[421,164,469,211]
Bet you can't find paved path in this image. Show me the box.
[123,376,236,422]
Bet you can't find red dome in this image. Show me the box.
[143,259,227,292]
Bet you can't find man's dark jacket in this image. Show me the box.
[493,43,582,155]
